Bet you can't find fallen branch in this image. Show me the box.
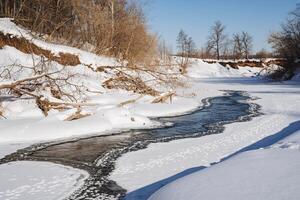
[0,71,60,90]
[64,109,91,121]
[86,88,103,94]
[151,91,175,104]
[36,97,99,116]
[118,95,144,107]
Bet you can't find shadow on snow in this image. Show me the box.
[123,120,300,200]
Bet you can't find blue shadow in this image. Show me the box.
[123,120,300,200]
[123,166,206,200]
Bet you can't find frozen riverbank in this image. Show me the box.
[110,77,300,199]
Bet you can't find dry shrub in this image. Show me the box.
[36,98,52,116]
[206,59,286,69]
[57,52,81,66]
[103,73,159,96]
[219,61,263,68]
[266,59,286,66]
[0,32,80,66]
[2,0,158,66]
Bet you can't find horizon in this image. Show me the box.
[146,0,299,53]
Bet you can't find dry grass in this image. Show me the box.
[0,32,81,66]
[57,52,81,66]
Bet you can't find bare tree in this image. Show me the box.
[222,38,231,59]
[186,36,196,57]
[175,30,196,72]
[176,29,188,57]
[207,20,227,60]
[158,38,172,64]
[269,3,300,62]
[268,3,300,78]
[241,31,253,59]
[232,33,243,59]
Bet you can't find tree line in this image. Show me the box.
[176,21,264,60]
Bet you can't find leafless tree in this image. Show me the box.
[232,33,243,59]
[158,38,172,64]
[186,36,196,57]
[241,31,253,59]
[222,38,231,59]
[176,30,196,72]
[207,20,227,60]
[269,3,300,62]
[268,3,300,77]
[176,29,188,57]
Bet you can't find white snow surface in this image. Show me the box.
[150,143,300,200]
[187,59,261,78]
[110,77,300,199]
[1,18,299,200]
[0,161,88,200]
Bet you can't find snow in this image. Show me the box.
[109,77,300,199]
[149,144,300,200]
[0,18,118,69]
[187,59,241,78]
[0,107,157,143]
[128,97,200,117]
[1,18,299,200]
[0,161,88,200]
[186,59,261,78]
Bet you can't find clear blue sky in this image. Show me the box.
[144,0,299,52]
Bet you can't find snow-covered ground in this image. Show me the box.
[0,19,258,156]
[0,161,88,200]
[110,77,300,199]
[1,18,299,200]
[149,127,300,200]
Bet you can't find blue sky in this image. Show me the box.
[144,0,299,52]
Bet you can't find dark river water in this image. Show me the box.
[0,91,260,200]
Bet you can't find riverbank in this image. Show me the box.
[0,91,260,200]
[110,77,300,199]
